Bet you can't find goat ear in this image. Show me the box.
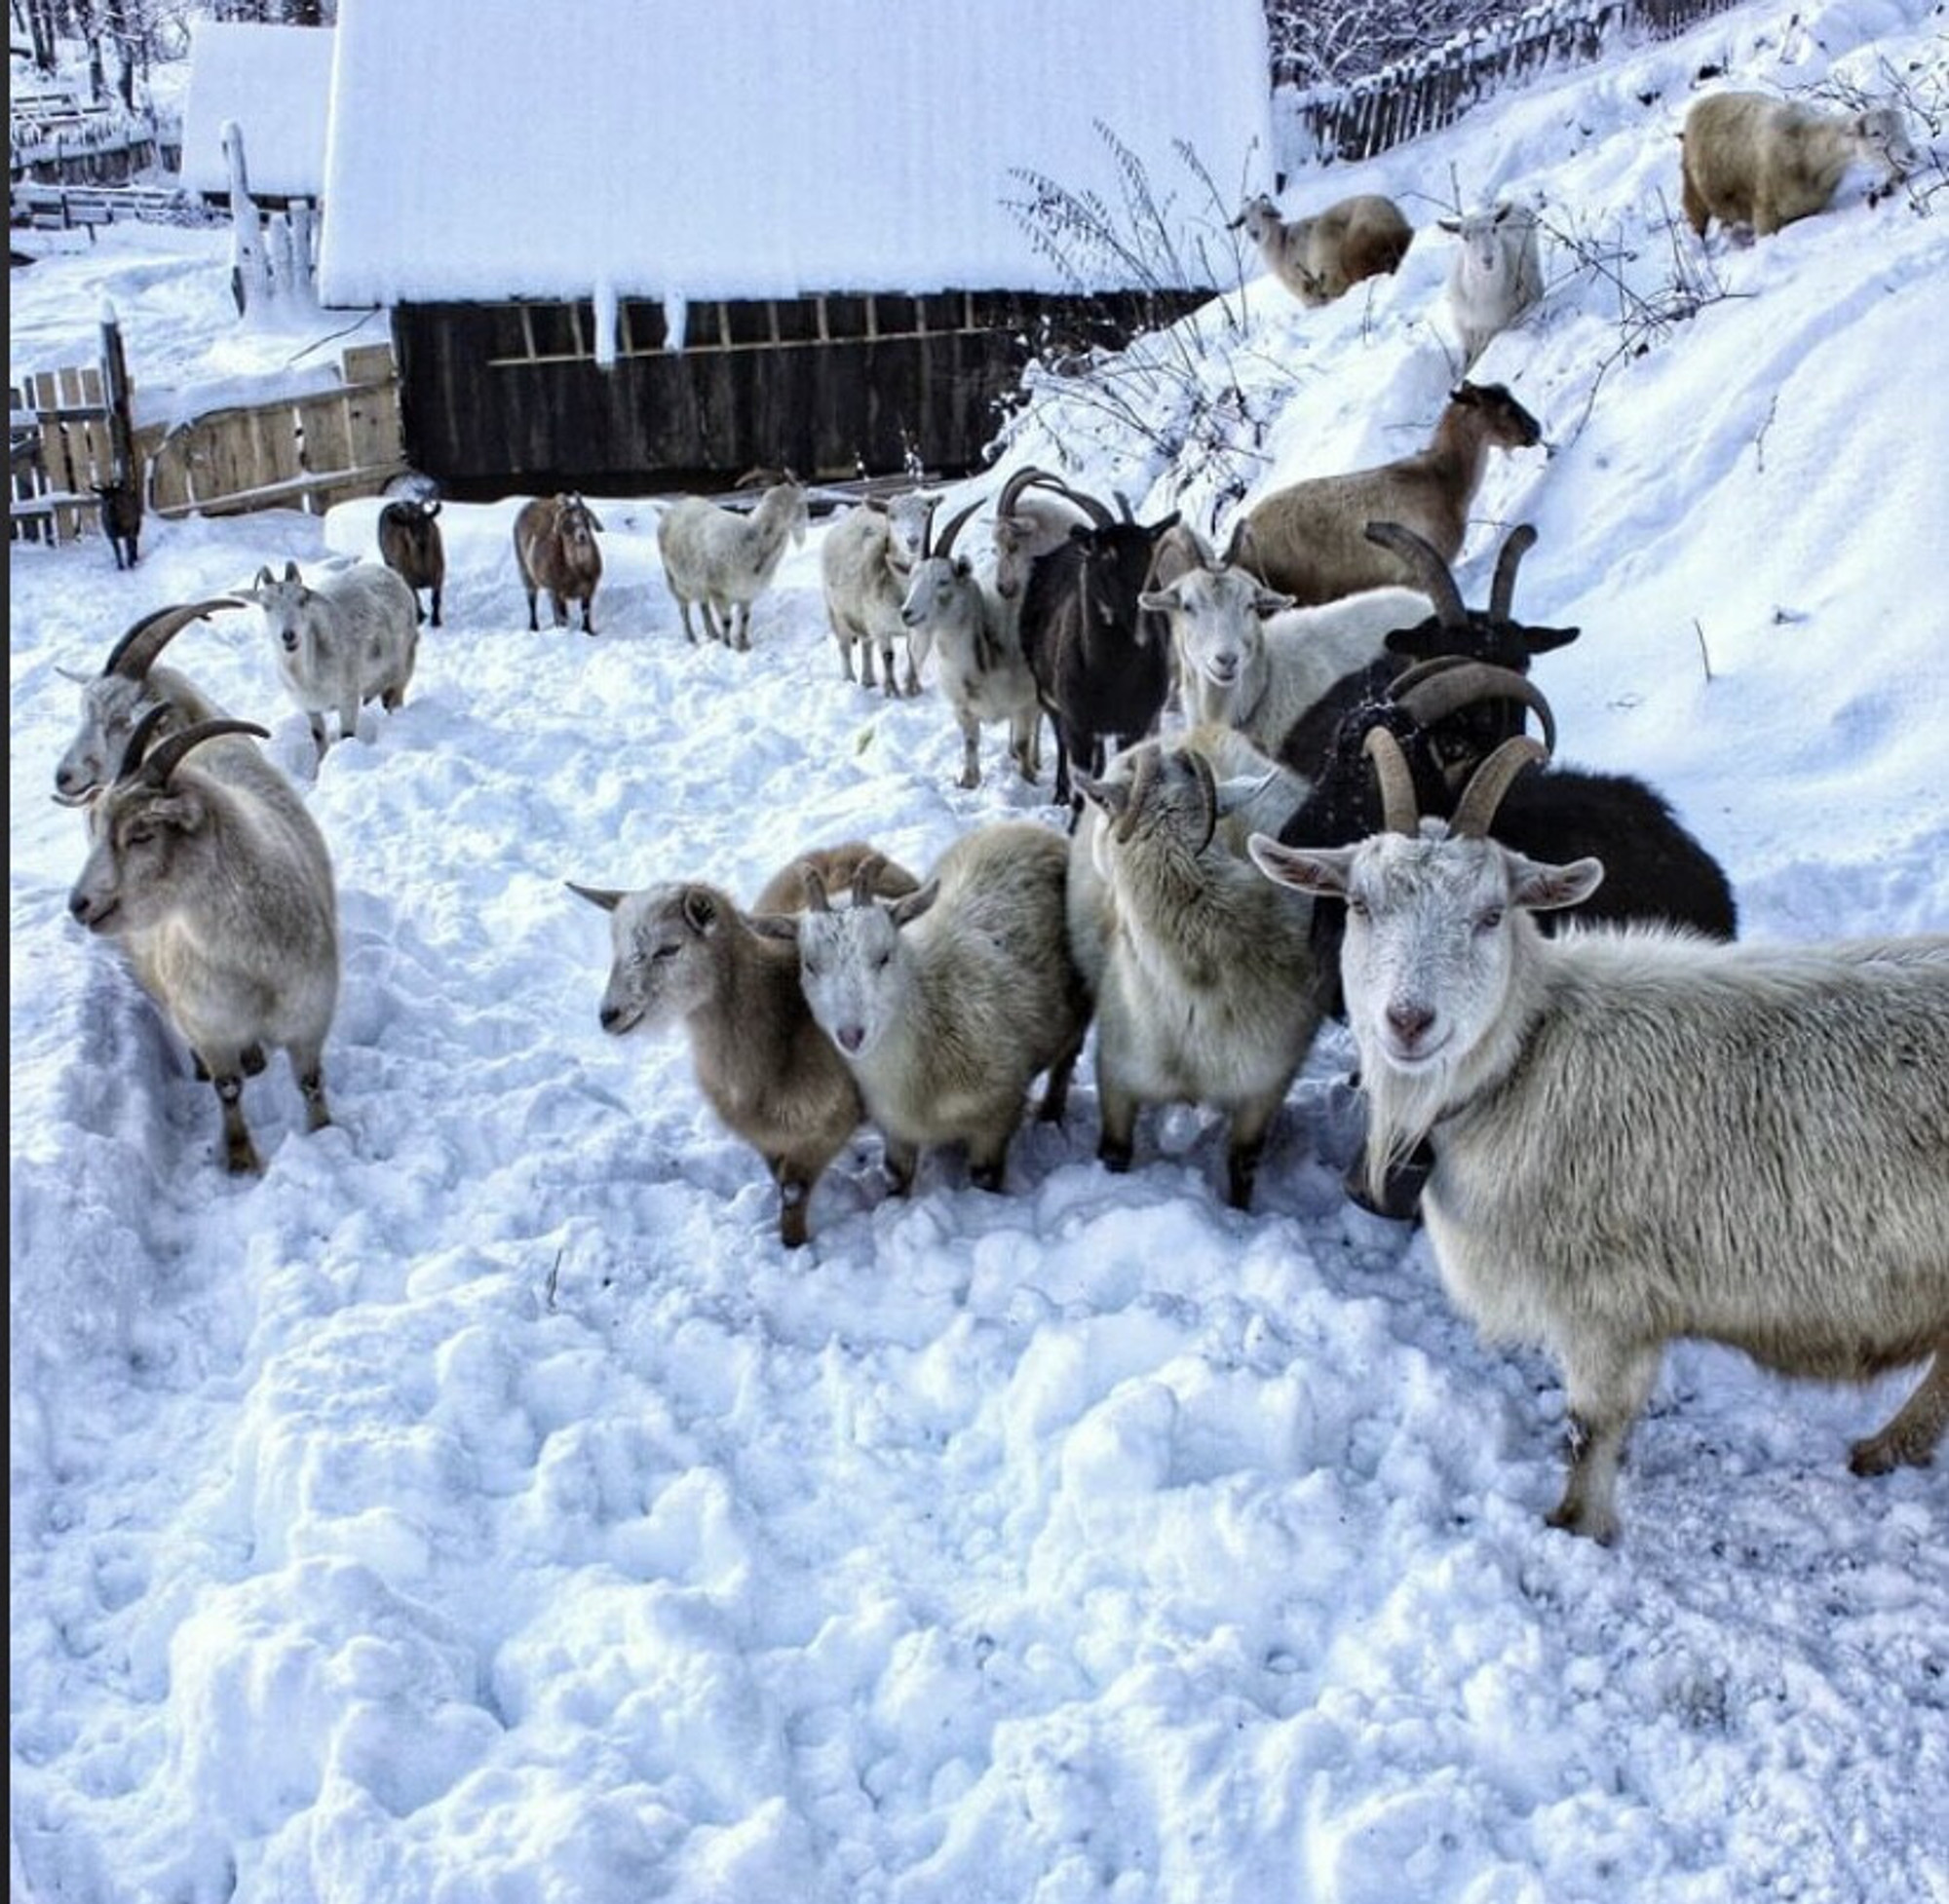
[254,565,275,590]
[1437,215,1462,234]
[953,556,974,580]
[1137,584,1182,615]
[1068,522,1093,546]
[681,888,718,934]
[1384,623,1442,661]
[586,508,605,532]
[149,788,208,836]
[56,663,94,684]
[565,881,626,912]
[1508,851,1604,913]
[1074,774,1128,821]
[1254,587,1295,618]
[1524,624,1581,655]
[747,911,800,943]
[889,880,939,930]
[1246,835,1356,898]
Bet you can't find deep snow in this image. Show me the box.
[10,2,1948,1900]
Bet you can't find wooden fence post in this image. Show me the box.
[222,119,270,317]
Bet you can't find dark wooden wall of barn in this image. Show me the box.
[390,293,1205,497]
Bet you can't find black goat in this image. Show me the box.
[94,475,143,571]
[1015,481,1183,811]
[1280,518,1577,780]
[378,497,446,628]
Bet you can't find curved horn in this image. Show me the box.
[933,497,984,562]
[1361,726,1420,835]
[1488,523,1538,621]
[1115,748,1159,845]
[100,599,235,681]
[849,853,887,907]
[1363,521,1467,628]
[1448,738,1548,839]
[115,702,173,782]
[1041,477,1115,530]
[1112,491,1135,523]
[1182,746,1218,857]
[801,863,832,913]
[139,719,271,787]
[996,465,1067,521]
[1392,659,1557,755]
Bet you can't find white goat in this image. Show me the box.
[658,473,809,652]
[820,489,940,695]
[1074,736,1332,1209]
[1251,789,1949,1543]
[1680,91,1916,239]
[68,709,340,1174]
[898,497,1043,789]
[568,843,918,1247]
[778,822,1089,1196]
[1230,191,1414,307]
[1140,556,1431,760]
[235,559,418,757]
[1438,202,1544,367]
[54,600,237,810]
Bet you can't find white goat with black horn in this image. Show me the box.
[1249,743,1949,1543]
[54,599,239,809]
[68,704,341,1175]
[898,491,1043,789]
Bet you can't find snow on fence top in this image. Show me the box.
[179,19,333,200]
[318,0,1275,311]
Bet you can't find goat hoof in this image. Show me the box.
[1097,1140,1133,1175]
[970,1163,1006,1194]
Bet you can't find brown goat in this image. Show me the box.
[93,475,142,570]
[1227,383,1543,606]
[378,498,446,628]
[515,492,604,634]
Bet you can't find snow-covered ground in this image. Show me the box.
[11,2,1948,1899]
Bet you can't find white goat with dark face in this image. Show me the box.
[236,559,418,757]
[53,600,237,811]
[1438,202,1544,368]
[68,708,341,1174]
[1250,754,1949,1544]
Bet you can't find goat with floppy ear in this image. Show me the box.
[568,843,918,1247]
[1230,191,1414,307]
[68,705,340,1174]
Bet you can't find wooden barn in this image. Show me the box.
[317,0,1275,495]
[179,19,333,210]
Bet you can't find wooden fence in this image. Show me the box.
[1278,0,1749,166]
[11,342,406,550]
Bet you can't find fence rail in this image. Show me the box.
[11,342,406,551]
[1278,0,1749,166]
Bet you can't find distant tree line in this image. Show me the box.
[13,0,332,99]
[1265,0,1511,86]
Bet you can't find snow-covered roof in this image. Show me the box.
[318,0,1275,309]
[179,19,333,200]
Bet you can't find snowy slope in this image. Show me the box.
[10,2,1948,1900]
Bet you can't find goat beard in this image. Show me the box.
[1357,1044,1464,1206]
